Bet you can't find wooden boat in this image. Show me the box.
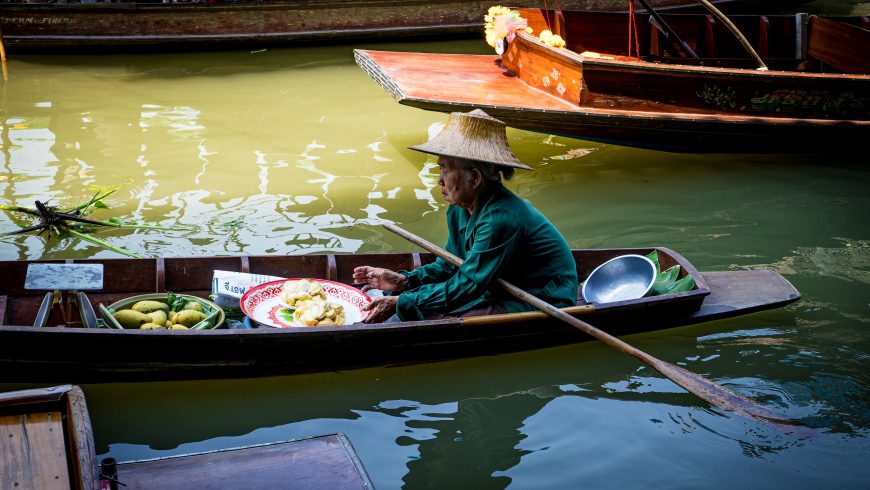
[113,433,373,490]
[0,385,96,490]
[0,248,799,382]
[0,385,373,490]
[354,9,870,151]
[0,0,779,52]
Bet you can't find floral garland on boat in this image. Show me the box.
[484,5,566,54]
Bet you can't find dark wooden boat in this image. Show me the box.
[355,9,870,151]
[0,385,373,490]
[0,0,782,52]
[0,385,96,490]
[0,248,799,382]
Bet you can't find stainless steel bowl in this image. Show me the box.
[581,254,656,304]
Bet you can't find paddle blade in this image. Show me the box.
[652,359,793,424]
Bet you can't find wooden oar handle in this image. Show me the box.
[461,304,595,325]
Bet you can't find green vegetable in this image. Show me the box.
[191,308,220,330]
[166,292,188,312]
[646,251,696,296]
[657,273,696,295]
[98,303,123,329]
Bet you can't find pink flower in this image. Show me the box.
[494,15,528,44]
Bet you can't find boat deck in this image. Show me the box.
[1,409,72,489]
[115,434,372,490]
[356,50,578,112]
[0,386,96,490]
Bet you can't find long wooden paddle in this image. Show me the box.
[695,0,767,70]
[383,222,792,424]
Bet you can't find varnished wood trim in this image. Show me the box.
[65,387,97,490]
[808,16,870,73]
[461,304,596,325]
[411,252,422,270]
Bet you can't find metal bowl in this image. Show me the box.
[581,254,657,304]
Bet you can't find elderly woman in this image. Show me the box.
[353,109,577,323]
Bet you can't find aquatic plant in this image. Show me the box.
[0,186,191,258]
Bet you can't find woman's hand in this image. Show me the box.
[352,266,407,292]
[362,295,398,324]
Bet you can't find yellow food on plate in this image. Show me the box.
[282,279,327,307]
[294,299,345,327]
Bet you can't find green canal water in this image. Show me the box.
[1,33,869,489]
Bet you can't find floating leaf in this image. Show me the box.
[1,187,193,257]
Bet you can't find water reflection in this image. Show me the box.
[2,45,486,259]
[80,347,833,489]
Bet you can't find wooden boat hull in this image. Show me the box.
[0,0,736,51]
[354,10,870,151]
[0,249,799,382]
[0,385,96,490]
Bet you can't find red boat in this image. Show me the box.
[355,8,870,151]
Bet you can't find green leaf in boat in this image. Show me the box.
[646,250,696,296]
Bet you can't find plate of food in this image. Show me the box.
[240,278,371,328]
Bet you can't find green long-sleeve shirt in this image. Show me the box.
[396,185,578,321]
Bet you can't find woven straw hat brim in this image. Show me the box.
[409,110,533,171]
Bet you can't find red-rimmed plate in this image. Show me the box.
[240,279,371,328]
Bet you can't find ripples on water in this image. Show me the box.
[1,33,869,489]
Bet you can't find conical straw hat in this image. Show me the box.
[409,109,533,170]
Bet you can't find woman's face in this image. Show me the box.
[438,156,480,211]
